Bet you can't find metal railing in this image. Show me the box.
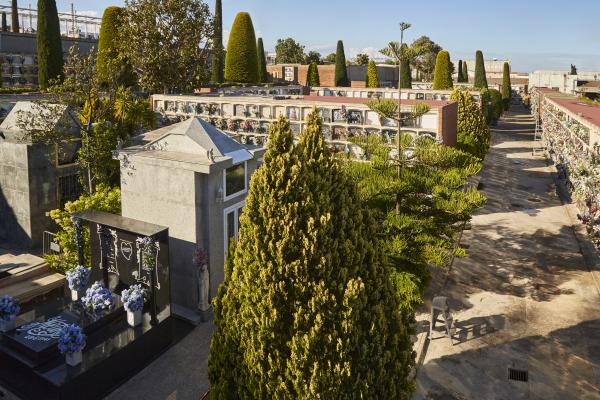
[42,231,60,256]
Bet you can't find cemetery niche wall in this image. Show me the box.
[0,210,182,400]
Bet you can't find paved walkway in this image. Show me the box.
[414,104,600,399]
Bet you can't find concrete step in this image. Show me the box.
[0,254,48,288]
[2,271,65,303]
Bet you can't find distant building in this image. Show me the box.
[0,101,81,249]
[529,70,600,95]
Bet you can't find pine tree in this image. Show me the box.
[432,50,453,90]
[306,61,320,87]
[209,112,415,399]
[462,60,468,83]
[502,62,511,110]
[224,12,258,83]
[473,50,488,89]
[11,0,18,33]
[348,102,485,312]
[457,59,463,83]
[256,37,268,83]
[2,12,7,32]
[97,6,136,87]
[366,59,379,88]
[37,0,64,90]
[334,40,349,87]
[451,88,490,159]
[211,0,224,83]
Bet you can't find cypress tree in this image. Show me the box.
[334,40,349,87]
[432,50,453,90]
[473,50,488,89]
[457,59,463,83]
[451,88,490,159]
[224,12,258,83]
[462,60,468,83]
[209,112,414,399]
[37,0,64,90]
[256,37,268,83]
[97,6,135,87]
[211,0,224,83]
[2,12,7,32]
[399,43,412,89]
[366,59,379,88]
[11,0,18,33]
[306,61,320,87]
[502,62,511,110]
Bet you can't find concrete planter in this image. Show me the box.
[127,310,142,327]
[65,350,82,366]
[71,289,84,301]
[0,317,15,333]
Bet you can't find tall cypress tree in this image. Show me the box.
[2,12,7,32]
[502,62,511,110]
[473,50,488,89]
[366,59,379,88]
[457,59,463,83]
[224,12,258,83]
[399,43,412,89]
[306,61,320,87]
[432,50,453,90]
[334,40,349,87]
[462,60,468,83]
[256,37,268,83]
[211,0,224,83]
[11,0,18,33]
[209,112,414,399]
[37,0,64,90]
[451,88,490,159]
[97,6,135,87]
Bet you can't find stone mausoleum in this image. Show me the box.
[115,117,264,318]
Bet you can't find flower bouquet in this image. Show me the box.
[82,282,115,315]
[121,284,147,327]
[0,295,20,332]
[58,324,86,366]
[65,265,91,301]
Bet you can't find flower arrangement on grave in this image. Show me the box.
[141,236,159,270]
[58,323,86,366]
[0,295,19,328]
[58,324,86,354]
[121,285,147,313]
[82,281,115,314]
[121,284,147,327]
[66,265,91,292]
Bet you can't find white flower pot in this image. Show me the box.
[0,317,15,333]
[127,310,142,327]
[71,289,84,301]
[65,350,82,366]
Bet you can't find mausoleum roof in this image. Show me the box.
[0,101,72,142]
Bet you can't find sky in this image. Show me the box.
[41,0,600,72]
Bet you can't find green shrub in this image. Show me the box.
[306,61,320,87]
[334,40,349,87]
[224,12,258,84]
[257,38,268,83]
[366,59,379,88]
[37,0,64,90]
[451,88,490,159]
[432,50,453,90]
[473,50,488,89]
[97,6,136,87]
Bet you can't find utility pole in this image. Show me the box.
[396,21,411,216]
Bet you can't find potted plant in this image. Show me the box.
[65,265,91,301]
[0,295,20,332]
[58,324,86,366]
[82,282,115,315]
[121,284,147,327]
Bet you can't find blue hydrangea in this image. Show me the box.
[57,324,86,354]
[0,295,20,321]
[82,281,115,314]
[121,284,147,313]
[65,265,91,292]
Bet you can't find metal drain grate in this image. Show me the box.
[508,368,528,382]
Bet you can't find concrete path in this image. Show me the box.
[414,104,600,399]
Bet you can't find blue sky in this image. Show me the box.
[48,0,600,72]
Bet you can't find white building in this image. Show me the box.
[528,70,600,94]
